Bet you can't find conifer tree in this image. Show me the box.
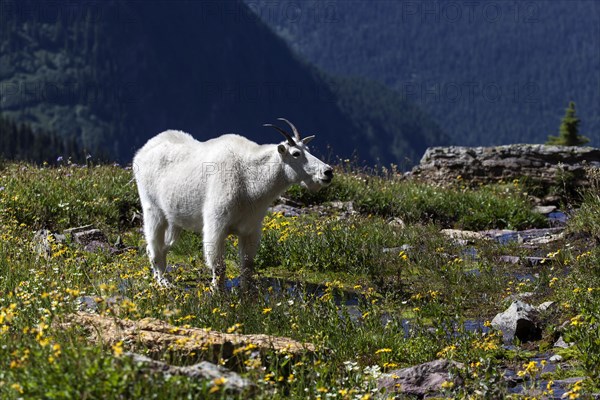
[546,101,589,146]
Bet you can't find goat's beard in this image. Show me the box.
[301,179,329,192]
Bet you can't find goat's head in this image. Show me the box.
[264,118,333,191]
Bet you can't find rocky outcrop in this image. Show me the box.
[56,312,316,363]
[409,144,600,187]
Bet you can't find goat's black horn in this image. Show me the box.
[263,123,296,146]
[277,118,301,141]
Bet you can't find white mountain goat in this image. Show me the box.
[133,119,333,290]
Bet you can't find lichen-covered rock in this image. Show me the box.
[56,312,316,363]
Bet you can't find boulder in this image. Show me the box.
[491,301,542,344]
[378,359,464,397]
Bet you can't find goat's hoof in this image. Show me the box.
[155,277,174,289]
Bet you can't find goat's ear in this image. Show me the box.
[302,135,315,145]
[277,144,287,154]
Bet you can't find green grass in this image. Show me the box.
[285,167,548,230]
[0,162,598,398]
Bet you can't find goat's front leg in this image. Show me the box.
[203,223,227,291]
[239,230,261,294]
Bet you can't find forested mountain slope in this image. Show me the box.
[246,0,599,146]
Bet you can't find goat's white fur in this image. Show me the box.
[133,125,332,290]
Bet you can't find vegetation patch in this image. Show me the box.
[0,162,599,398]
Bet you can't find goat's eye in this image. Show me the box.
[291,150,301,158]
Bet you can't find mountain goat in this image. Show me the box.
[133,119,333,291]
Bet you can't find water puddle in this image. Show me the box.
[504,354,582,399]
[224,277,491,338]
[225,276,360,306]
[548,211,568,225]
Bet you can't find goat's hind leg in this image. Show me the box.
[143,207,171,287]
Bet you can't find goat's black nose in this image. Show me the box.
[324,169,334,178]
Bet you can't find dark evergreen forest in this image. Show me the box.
[246,0,599,147]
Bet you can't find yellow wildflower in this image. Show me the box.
[441,380,455,389]
[375,348,392,354]
[570,315,584,326]
[11,383,24,394]
[112,341,124,357]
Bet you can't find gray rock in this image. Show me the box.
[268,204,302,217]
[549,354,563,363]
[76,296,100,312]
[64,224,95,235]
[329,200,355,212]
[82,240,111,253]
[524,257,549,266]
[66,227,111,252]
[537,301,555,312]
[71,228,107,246]
[125,352,256,396]
[499,255,521,264]
[378,359,464,397]
[409,144,600,188]
[526,232,564,245]
[553,336,573,349]
[382,244,412,254]
[533,205,557,215]
[388,217,405,228]
[441,229,486,243]
[491,301,542,344]
[482,229,523,244]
